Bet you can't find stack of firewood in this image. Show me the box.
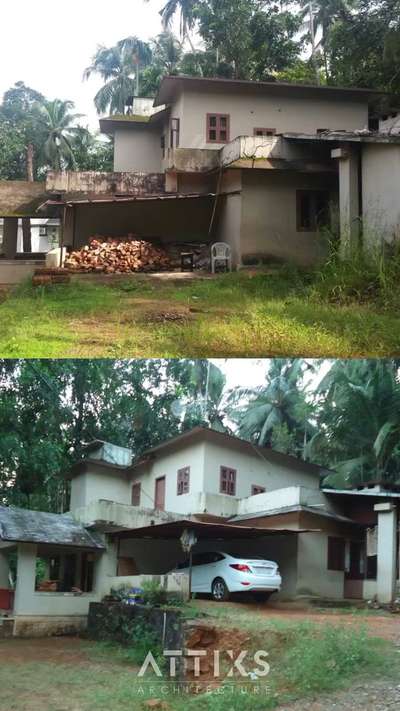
[64,236,171,273]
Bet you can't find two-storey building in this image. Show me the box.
[1,427,399,636]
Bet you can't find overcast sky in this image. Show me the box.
[0,0,174,129]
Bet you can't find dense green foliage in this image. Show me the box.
[143,0,400,93]
[0,82,113,179]
[1,355,400,511]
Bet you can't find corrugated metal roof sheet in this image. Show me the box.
[0,506,105,549]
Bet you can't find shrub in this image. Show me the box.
[310,240,400,308]
[281,623,385,694]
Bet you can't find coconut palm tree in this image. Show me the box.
[159,0,198,51]
[226,359,315,457]
[32,99,83,170]
[298,0,355,81]
[309,359,400,487]
[84,38,152,115]
[152,31,183,74]
[146,0,202,72]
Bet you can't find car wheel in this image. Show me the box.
[252,592,273,603]
[212,577,230,602]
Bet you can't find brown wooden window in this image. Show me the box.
[170,118,180,148]
[254,128,276,137]
[177,466,190,495]
[220,466,236,496]
[207,114,230,143]
[251,485,266,495]
[131,482,141,506]
[296,190,330,232]
[327,537,345,571]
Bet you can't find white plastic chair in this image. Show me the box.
[211,242,232,273]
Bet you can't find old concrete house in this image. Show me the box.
[2,76,400,276]
[1,427,399,636]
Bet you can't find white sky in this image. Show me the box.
[212,359,332,392]
[0,0,172,129]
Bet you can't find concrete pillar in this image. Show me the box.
[374,502,397,604]
[93,536,117,599]
[331,147,360,257]
[165,171,178,193]
[2,217,18,259]
[13,543,37,615]
[0,551,10,588]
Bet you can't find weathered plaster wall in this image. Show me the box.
[46,171,165,197]
[240,170,337,265]
[0,260,45,284]
[296,532,344,598]
[0,181,49,217]
[216,194,242,266]
[113,128,163,173]
[362,144,400,246]
[177,88,368,150]
[13,543,101,619]
[71,196,213,247]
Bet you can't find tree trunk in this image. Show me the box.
[22,218,32,253]
[26,144,34,182]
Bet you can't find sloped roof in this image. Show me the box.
[129,426,333,478]
[0,506,105,549]
[154,75,386,107]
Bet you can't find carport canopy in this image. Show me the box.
[114,518,318,541]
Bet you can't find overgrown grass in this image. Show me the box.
[0,620,395,711]
[1,252,400,357]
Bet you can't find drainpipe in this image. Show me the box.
[208,167,224,240]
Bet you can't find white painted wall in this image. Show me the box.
[71,439,322,520]
[176,88,368,150]
[203,440,320,501]
[362,144,400,246]
[238,486,329,516]
[114,127,163,172]
[128,441,206,514]
[70,469,131,512]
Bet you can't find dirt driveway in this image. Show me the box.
[194,599,400,642]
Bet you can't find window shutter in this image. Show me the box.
[177,467,190,495]
[220,466,236,496]
[131,483,141,506]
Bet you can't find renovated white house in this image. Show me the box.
[1,427,399,637]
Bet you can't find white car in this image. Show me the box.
[176,551,282,602]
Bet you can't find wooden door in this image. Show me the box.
[155,476,166,510]
[344,541,364,599]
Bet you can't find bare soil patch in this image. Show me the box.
[0,636,93,665]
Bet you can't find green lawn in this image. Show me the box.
[0,270,399,357]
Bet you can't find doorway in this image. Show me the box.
[155,477,166,510]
